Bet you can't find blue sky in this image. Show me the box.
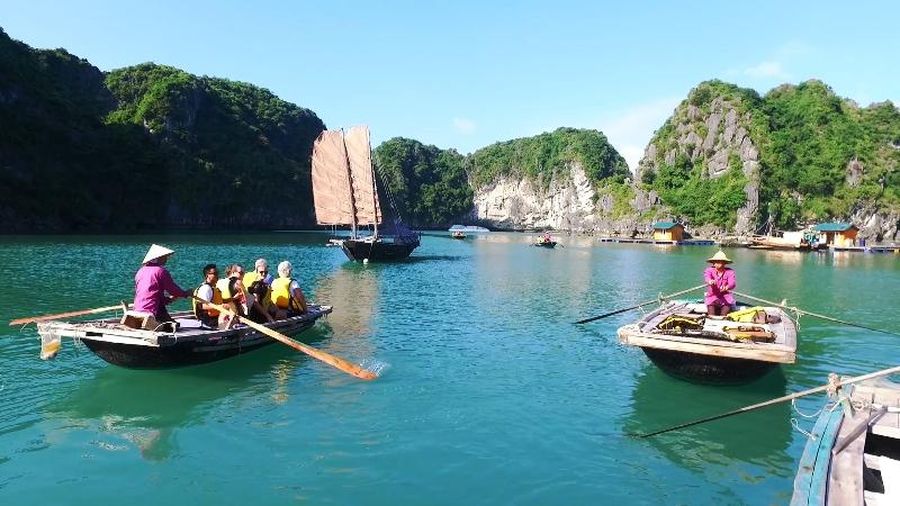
[3,0,898,169]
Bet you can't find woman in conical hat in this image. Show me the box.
[133,244,190,324]
[703,250,735,317]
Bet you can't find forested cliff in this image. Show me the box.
[0,28,324,231]
[2,28,898,239]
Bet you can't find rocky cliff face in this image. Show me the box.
[471,163,597,230]
[637,87,765,236]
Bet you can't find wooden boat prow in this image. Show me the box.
[617,300,797,383]
[792,377,900,505]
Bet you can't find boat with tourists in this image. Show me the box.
[35,305,332,369]
[311,125,420,262]
[451,230,467,239]
[616,300,797,383]
[791,375,900,505]
[534,233,557,248]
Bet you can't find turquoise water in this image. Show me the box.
[1,233,898,504]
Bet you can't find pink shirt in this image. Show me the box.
[704,266,736,306]
[133,264,190,315]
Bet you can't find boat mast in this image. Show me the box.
[369,133,379,239]
[341,129,359,239]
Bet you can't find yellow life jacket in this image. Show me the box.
[271,277,300,311]
[215,278,233,301]
[192,282,223,318]
[726,307,768,323]
[243,271,261,288]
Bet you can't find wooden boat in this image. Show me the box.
[36,305,332,369]
[311,125,420,262]
[791,377,900,505]
[534,240,557,248]
[616,300,797,383]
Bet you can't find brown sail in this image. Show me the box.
[311,130,355,226]
[344,125,382,226]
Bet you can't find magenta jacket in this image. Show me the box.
[703,266,736,306]
[133,264,190,315]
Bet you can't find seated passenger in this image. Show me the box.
[270,260,308,317]
[192,263,222,329]
[243,258,273,288]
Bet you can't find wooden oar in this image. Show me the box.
[733,290,900,337]
[194,297,377,381]
[574,284,706,324]
[635,365,900,438]
[10,303,130,326]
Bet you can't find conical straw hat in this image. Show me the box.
[142,244,175,264]
[707,251,732,263]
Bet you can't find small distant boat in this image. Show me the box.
[311,125,420,262]
[749,229,824,251]
[37,306,332,368]
[451,230,467,239]
[617,300,797,383]
[534,236,557,248]
[791,377,900,505]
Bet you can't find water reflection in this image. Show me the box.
[624,365,793,474]
[312,264,379,340]
[45,344,320,460]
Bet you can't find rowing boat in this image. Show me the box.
[36,305,332,369]
[616,300,797,383]
[791,376,900,505]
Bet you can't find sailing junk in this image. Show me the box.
[311,125,420,261]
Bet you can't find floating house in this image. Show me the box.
[814,223,858,247]
[652,222,684,242]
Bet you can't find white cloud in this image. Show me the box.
[452,117,476,135]
[597,97,681,171]
[744,60,788,79]
[735,41,812,82]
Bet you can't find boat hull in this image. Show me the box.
[534,241,557,248]
[82,319,315,368]
[340,238,419,261]
[642,347,778,384]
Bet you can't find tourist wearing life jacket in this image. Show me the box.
[271,260,308,317]
[704,251,736,317]
[133,244,190,324]
[243,258,273,288]
[192,263,223,328]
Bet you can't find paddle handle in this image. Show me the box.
[193,296,377,381]
[575,284,706,325]
[10,304,130,326]
[733,291,899,337]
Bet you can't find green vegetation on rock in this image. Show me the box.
[374,138,472,227]
[641,79,899,230]
[0,25,325,232]
[470,128,629,188]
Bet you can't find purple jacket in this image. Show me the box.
[703,266,736,306]
[133,264,190,315]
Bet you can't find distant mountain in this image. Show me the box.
[0,28,325,232]
[3,25,897,239]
